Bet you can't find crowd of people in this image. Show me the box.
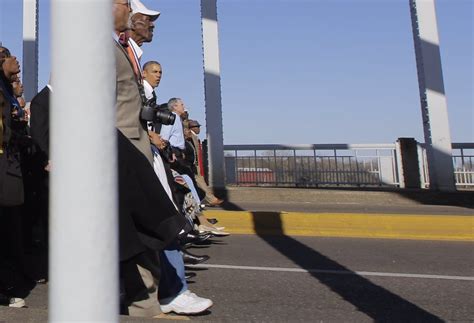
[0,0,227,317]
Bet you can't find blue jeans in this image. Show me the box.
[158,240,187,301]
[179,174,201,205]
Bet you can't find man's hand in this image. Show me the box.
[44,160,51,172]
[148,130,166,150]
[169,153,176,163]
[23,106,30,122]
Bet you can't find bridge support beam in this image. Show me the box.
[409,0,456,191]
[200,0,226,190]
[49,0,118,321]
[22,0,39,101]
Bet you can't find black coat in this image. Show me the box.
[0,81,24,206]
[117,130,186,261]
[26,86,185,261]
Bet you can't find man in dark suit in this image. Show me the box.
[28,84,52,283]
[29,85,50,171]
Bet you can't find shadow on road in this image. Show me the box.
[250,211,443,322]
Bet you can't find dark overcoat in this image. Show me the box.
[0,81,24,206]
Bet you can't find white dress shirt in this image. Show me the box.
[143,80,154,101]
[160,114,185,150]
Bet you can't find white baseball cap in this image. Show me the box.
[131,0,161,21]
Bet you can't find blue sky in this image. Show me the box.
[0,0,472,144]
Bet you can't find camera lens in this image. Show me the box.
[155,109,176,125]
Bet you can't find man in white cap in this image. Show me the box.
[126,0,160,81]
[129,0,214,315]
[113,0,187,319]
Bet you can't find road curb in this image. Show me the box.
[203,210,474,241]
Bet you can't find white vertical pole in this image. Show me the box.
[22,0,39,101]
[201,0,226,189]
[49,0,118,321]
[395,140,405,188]
[409,0,456,191]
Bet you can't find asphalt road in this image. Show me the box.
[4,234,473,322]
[185,235,474,322]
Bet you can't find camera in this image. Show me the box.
[141,100,176,126]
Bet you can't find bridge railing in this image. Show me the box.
[418,143,474,188]
[223,143,474,188]
[451,143,474,187]
[224,144,400,187]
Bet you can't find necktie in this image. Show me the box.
[126,46,141,81]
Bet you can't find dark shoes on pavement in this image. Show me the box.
[181,249,210,265]
[180,232,212,248]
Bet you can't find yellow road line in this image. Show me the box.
[203,210,474,241]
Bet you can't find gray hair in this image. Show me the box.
[167,97,182,112]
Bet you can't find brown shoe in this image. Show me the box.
[208,198,224,206]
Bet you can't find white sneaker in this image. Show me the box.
[160,290,213,314]
[9,298,26,308]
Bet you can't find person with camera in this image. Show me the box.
[141,60,214,315]
[141,61,175,200]
[141,61,204,234]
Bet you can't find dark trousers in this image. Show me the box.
[21,161,49,281]
[120,249,161,316]
[0,206,35,298]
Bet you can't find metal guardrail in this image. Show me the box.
[224,144,400,187]
[418,143,474,188]
[223,143,474,188]
[452,143,474,187]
